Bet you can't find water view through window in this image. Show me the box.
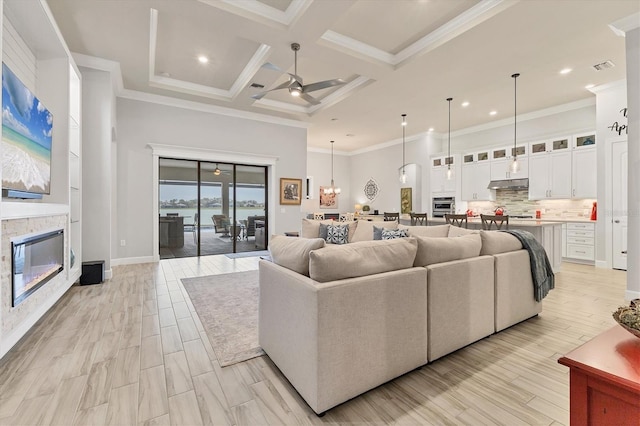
[159,158,267,258]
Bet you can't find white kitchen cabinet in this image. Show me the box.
[461,151,493,201]
[564,222,595,263]
[561,223,567,258]
[431,155,456,195]
[528,138,572,200]
[572,147,597,199]
[490,145,529,181]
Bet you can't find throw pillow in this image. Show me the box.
[325,224,349,244]
[301,218,335,238]
[381,228,409,240]
[352,220,398,242]
[268,235,325,276]
[413,233,482,267]
[309,237,418,282]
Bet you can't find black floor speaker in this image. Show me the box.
[81,260,105,285]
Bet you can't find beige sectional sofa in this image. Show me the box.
[258,221,543,415]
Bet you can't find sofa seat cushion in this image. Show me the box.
[309,238,418,282]
[269,235,325,276]
[479,230,523,255]
[400,224,450,238]
[414,233,482,267]
[351,220,397,242]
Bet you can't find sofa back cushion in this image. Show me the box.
[479,230,522,255]
[448,226,479,237]
[414,233,482,267]
[269,235,325,276]
[309,238,418,282]
[400,224,450,238]
[351,220,397,242]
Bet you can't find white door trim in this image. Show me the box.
[604,135,628,269]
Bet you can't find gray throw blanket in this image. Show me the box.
[501,229,555,302]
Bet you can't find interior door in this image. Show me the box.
[612,140,628,270]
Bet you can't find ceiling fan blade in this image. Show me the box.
[299,92,321,105]
[261,62,302,84]
[302,78,346,93]
[250,79,293,100]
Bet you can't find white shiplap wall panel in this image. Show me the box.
[2,15,36,93]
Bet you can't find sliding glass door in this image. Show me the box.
[159,158,267,259]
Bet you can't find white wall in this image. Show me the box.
[81,69,113,272]
[306,150,350,213]
[114,98,307,260]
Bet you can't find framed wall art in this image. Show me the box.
[280,178,302,205]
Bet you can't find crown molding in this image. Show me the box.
[147,143,278,165]
[320,0,517,68]
[72,52,124,94]
[198,0,313,29]
[252,76,374,116]
[588,79,626,94]
[609,12,640,36]
[119,89,310,129]
[148,8,271,102]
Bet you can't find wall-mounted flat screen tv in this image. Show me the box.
[2,63,53,195]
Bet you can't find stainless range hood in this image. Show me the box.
[487,178,529,190]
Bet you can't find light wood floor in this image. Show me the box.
[0,258,627,425]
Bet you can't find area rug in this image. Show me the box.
[225,250,269,259]
[181,270,264,367]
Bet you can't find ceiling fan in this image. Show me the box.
[213,163,231,176]
[251,43,346,105]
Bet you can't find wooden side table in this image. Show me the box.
[558,325,640,425]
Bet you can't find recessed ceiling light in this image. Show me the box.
[346,133,355,137]
[461,101,470,107]
[428,127,434,132]
[489,110,497,116]
[585,84,595,89]
[331,118,338,121]
[197,55,209,64]
[560,68,572,75]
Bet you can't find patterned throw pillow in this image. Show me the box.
[373,225,400,240]
[326,224,349,244]
[319,223,330,240]
[381,228,409,240]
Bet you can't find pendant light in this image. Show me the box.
[509,73,521,174]
[400,114,407,184]
[446,97,454,180]
[323,140,341,195]
[213,163,221,176]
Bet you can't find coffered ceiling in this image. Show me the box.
[48,0,639,151]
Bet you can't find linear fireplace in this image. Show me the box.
[11,229,64,307]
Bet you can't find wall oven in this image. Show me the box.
[432,196,455,218]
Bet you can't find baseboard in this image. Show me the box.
[105,269,113,280]
[595,260,609,269]
[111,256,157,266]
[625,290,640,301]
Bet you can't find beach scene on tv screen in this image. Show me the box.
[2,63,52,194]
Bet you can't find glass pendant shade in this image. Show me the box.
[446,98,454,180]
[509,73,520,175]
[324,141,340,195]
[400,173,407,184]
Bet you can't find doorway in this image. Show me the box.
[612,140,627,270]
[158,158,268,259]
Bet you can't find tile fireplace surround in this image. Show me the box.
[0,204,69,357]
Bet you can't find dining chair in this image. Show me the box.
[314,212,325,220]
[340,212,355,222]
[410,212,428,226]
[445,213,468,228]
[480,214,509,230]
[383,212,400,222]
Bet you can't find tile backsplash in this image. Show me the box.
[466,189,596,219]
